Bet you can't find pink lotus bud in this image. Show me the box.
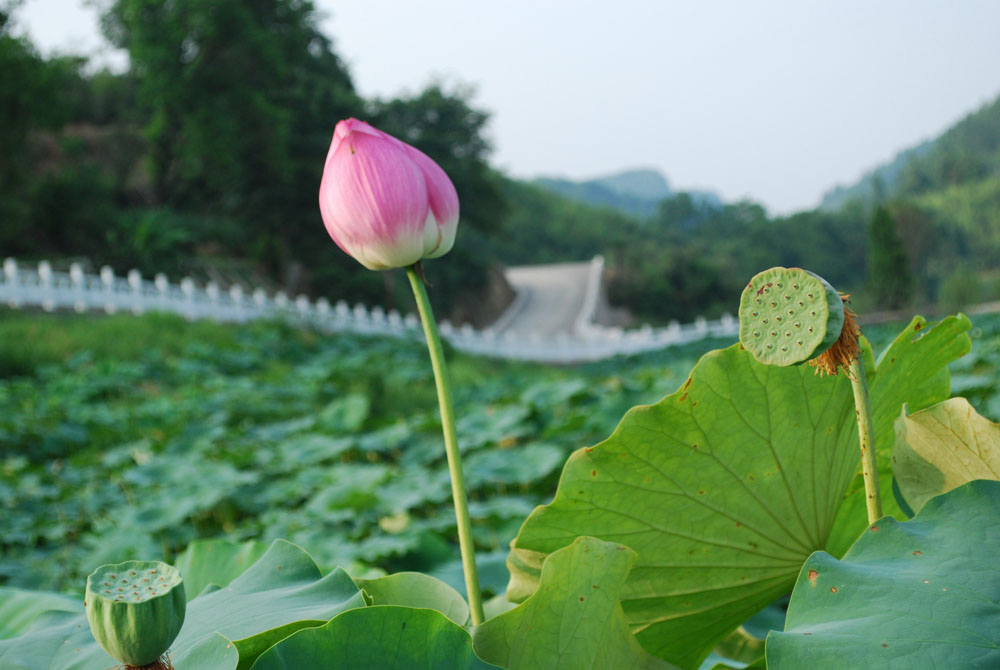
[319,119,460,270]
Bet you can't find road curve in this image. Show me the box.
[492,261,595,337]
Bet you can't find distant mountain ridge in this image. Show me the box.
[533,168,720,218]
[819,140,935,211]
[819,92,1000,210]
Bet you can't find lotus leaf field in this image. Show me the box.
[2,309,999,668]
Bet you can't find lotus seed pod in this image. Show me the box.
[738,267,845,367]
[85,560,185,667]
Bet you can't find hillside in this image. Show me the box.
[533,168,721,218]
[817,92,1000,302]
[819,140,935,211]
[820,92,1000,209]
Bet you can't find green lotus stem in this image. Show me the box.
[406,265,484,626]
[848,357,882,525]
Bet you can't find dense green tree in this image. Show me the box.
[101,0,362,272]
[868,205,914,309]
[0,10,102,255]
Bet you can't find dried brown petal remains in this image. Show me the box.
[808,295,861,376]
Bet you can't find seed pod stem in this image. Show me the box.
[848,356,883,525]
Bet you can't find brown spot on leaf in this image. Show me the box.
[881,644,888,648]
[808,569,818,586]
[679,392,688,402]
[682,377,693,390]
[830,587,838,593]
[870,525,879,532]
[912,550,923,556]
[584,447,593,453]
[591,470,597,477]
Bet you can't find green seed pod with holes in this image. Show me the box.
[738,267,845,366]
[85,560,185,667]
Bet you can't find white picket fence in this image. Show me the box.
[0,258,739,363]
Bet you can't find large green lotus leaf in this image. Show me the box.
[825,315,971,555]
[0,540,364,670]
[250,606,500,670]
[173,539,366,669]
[0,588,80,640]
[507,316,970,669]
[174,538,270,600]
[892,397,1000,514]
[474,537,675,670]
[355,572,470,625]
[0,610,237,670]
[766,480,1000,668]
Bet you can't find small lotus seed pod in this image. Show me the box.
[738,267,845,367]
[85,560,185,667]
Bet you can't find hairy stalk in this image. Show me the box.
[848,357,882,525]
[406,265,484,625]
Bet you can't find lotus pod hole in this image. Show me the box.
[738,267,845,366]
[85,560,185,667]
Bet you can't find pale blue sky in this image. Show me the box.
[15,0,1000,214]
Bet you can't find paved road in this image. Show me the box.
[493,261,594,337]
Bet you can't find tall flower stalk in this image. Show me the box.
[406,265,484,624]
[318,118,483,624]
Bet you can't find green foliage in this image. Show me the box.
[767,480,1000,669]
[0,540,367,670]
[252,606,500,670]
[506,316,967,668]
[0,28,89,254]
[174,539,269,600]
[474,537,674,669]
[0,310,251,377]
[2,309,1000,667]
[354,572,470,625]
[867,205,913,309]
[0,310,720,592]
[0,588,78,640]
[938,265,982,311]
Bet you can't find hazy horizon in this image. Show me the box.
[13,0,1000,215]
